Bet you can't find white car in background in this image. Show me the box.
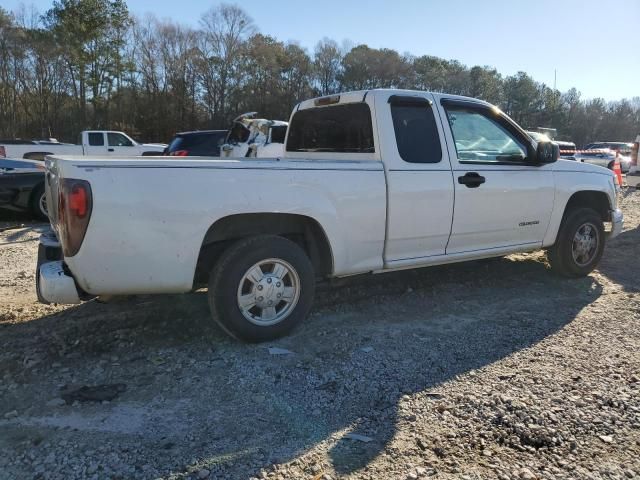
[221,113,288,158]
[576,148,632,173]
[0,131,166,160]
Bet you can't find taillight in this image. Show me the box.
[0,146,5,157]
[169,150,189,156]
[632,142,639,166]
[58,179,92,257]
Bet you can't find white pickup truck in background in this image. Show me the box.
[36,89,623,342]
[0,131,166,160]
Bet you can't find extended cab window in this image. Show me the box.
[445,106,527,163]
[108,133,134,147]
[88,133,104,146]
[286,103,374,153]
[390,101,442,163]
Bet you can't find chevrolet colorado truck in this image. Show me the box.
[36,89,623,342]
[0,131,166,160]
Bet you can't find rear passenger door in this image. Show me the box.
[83,132,108,155]
[376,92,455,265]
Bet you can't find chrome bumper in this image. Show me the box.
[37,261,81,304]
[36,229,81,304]
[608,208,623,240]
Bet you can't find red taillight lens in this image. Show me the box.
[58,179,92,257]
[0,146,5,157]
[69,184,88,217]
[169,150,189,156]
[632,142,639,166]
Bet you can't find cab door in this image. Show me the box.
[106,132,137,155]
[435,97,555,254]
[375,92,455,265]
[83,132,108,155]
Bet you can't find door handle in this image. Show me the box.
[458,172,485,188]
[108,148,114,152]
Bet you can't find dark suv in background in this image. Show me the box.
[165,130,228,157]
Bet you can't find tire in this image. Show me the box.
[548,207,604,277]
[30,184,49,221]
[208,235,315,342]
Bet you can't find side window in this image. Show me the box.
[445,107,527,162]
[88,133,104,146]
[108,133,133,147]
[286,103,374,153]
[390,102,442,163]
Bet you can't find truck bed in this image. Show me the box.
[46,155,388,295]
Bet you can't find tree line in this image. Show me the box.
[1,0,638,147]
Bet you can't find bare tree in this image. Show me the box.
[199,3,254,126]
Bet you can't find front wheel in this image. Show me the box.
[208,235,315,342]
[548,207,605,277]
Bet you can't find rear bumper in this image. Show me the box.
[608,208,623,240]
[37,261,81,304]
[36,229,82,304]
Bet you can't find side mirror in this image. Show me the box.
[536,141,559,164]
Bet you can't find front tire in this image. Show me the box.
[208,235,315,342]
[548,207,604,277]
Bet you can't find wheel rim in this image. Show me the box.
[571,222,599,267]
[39,192,48,217]
[236,258,301,326]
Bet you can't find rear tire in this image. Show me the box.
[548,207,604,277]
[30,185,48,221]
[208,235,315,342]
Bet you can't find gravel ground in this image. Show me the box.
[0,192,639,480]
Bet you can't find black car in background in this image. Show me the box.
[0,158,47,220]
[165,130,228,157]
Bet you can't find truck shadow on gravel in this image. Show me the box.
[1,253,605,478]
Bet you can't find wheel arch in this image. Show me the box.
[27,180,46,205]
[23,152,53,161]
[561,190,612,224]
[193,213,334,287]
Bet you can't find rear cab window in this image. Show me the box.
[286,103,374,154]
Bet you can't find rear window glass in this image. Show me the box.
[391,103,442,163]
[286,103,374,153]
[88,133,104,146]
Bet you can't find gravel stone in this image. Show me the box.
[1,191,640,479]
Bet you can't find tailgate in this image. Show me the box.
[44,156,60,229]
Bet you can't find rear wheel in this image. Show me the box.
[548,207,604,277]
[208,235,315,342]
[30,185,48,221]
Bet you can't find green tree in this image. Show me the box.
[44,0,131,128]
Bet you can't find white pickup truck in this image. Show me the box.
[36,89,623,342]
[0,131,166,160]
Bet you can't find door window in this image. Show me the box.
[390,102,442,163]
[88,133,104,146]
[107,133,134,147]
[445,107,527,163]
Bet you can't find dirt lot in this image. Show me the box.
[1,192,639,480]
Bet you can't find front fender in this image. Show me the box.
[542,169,616,247]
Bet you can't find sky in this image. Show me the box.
[5,0,639,101]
